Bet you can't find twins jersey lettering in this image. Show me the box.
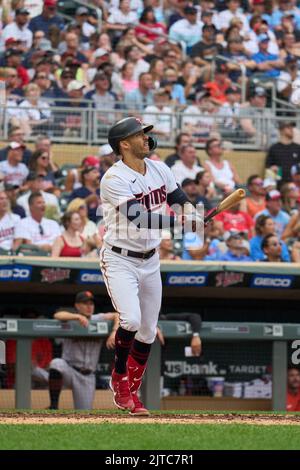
[0,213,20,250]
[0,161,29,187]
[100,158,178,251]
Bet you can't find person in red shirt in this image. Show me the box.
[287,367,300,412]
[135,6,167,45]
[215,202,254,239]
[203,63,231,105]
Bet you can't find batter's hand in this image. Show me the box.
[106,331,116,350]
[191,336,202,356]
[76,314,89,328]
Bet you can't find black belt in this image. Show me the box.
[111,246,156,260]
[71,366,93,376]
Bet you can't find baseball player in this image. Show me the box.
[99,117,203,415]
[48,291,118,410]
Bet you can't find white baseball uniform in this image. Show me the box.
[0,212,20,251]
[99,158,178,344]
[49,312,107,410]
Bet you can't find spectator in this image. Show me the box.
[29,0,64,36]
[280,182,299,216]
[84,72,118,126]
[194,170,214,210]
[204,63,231,105]
[34,134,58,174]
[171,144,203,185]
[265,121,300,185]
[239,86,271,141]
[251,33,284,79]
[190,24,223,68]
[2,66,23,102]
[0,142,29,188]
[241,174,266,218]
[203,138,241,192]
[257,190,291,238]
[64,155,100,193]
[106,0,139,41]
[277,56,300,102]
[159,230,180,260]
[72,7,96,44]
[17,172,60,219]
[0,126,32,165]
[48,291,118,409]
[4,183,26,219]
[261,233,284,262]
[67,197,101,251]
[182,91,218,140]
[161,67,186,105]
[164,132,192,168]
[287,367,300,411]
[181,177,204,206]
[18,83,51,137]
[4,48,30,88]
[123,45,150,82]
[215,202,254,239]
[51,211,86,257]
[250,214,290,261]
[169,6,202,54]
[58,32,88,66]
[69,166,100,223]
[217,86,244,139]
[13,191,61,253]
[143,88,175,139]
[125,72,154,112]
[181,230,206,261]
[216,233,252,262]
[135,6,167,45]
[291,163,300,191]
[28,150,56,192]
[116,62,139,96]
[2,8,33,51]
[218,0,250,34]
[0,190,20,253]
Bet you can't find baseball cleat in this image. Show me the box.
[109,370,134,411]
[130,393,150,416]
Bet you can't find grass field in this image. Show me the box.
[1,411,300,450]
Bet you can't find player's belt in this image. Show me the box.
[71,366,94,375]
[111,246,156,260]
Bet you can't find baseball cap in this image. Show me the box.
[75,291,94,303]
[99,144,114,157]
[291,163,300,176]
[44,0,57,7]
[82,155,100,167]
[181,178,196,187]
[251,86,266,97]
[67,80,85,92]
[93,48,110,60]
[257,33,269,43]
[15,7,30,15]
[266,189,281,201]
[184,6,197,14]
[9,141,25,150]
[76,6,89,15]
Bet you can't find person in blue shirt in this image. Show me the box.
[215,233,252,262]
[29,0,65,36]
[250,214,290,261]
[69,166,100,223]
[256,189,290,238]
[261,233,285,262]
[251,33,284,78]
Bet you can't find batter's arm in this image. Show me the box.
[119,199,176,229]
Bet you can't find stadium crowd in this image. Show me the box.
[0,0,299,262]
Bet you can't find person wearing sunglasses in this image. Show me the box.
[28,149,56,191]
[240,174,266,218]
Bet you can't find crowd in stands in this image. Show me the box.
[0,1,299,261]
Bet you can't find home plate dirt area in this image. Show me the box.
[1,412,300,425]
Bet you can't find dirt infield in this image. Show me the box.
[1,412,300,425]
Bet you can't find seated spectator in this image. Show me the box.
[51,211,86,257]
[159,230,180,260]
[0,126,32,165]
[218,86,245,139]
[161,67,186,106]
[17,172,60,220]
[4,183,26,218]
[58,81,87,137]
[203,138,241,193]
[265,121,300,185]
[3,48,29,88]
[290,163,300,191]
[72,7,96,44]
[123,45,151,82]
[105,0,139,42]
[214,232,252,262]
[125,72,154,113]
[239,87,272,142]
[287,367,300,412]
[250,214,290,261]
[67,197,102,251]
[218,0,250,34]
[277,56,300,103]
[64,155,99,193]
[261,233,285,262]
[256,189,290,238]
[2,7,33,51]
[215,202,254,239]
[13,191,61,253]
[190,24,223,70]
[169,6,202,54]
[240,174,266,218]
[251,33,284,79]
[29,0,65,36]
[84,72,118,127]
[0,142,29,188]
[171,144,203,185]
[164,132,192,168]
[280,182,299,216]
[18,83,51,137]
[135,6,167,45]
[98,144,118,176]
[182,91,218,141]
[117,62,139,96]
[181,177,204,206]
[34,134,59,175]
[28,150,56,192]
[69,166,100,223]
[181,231,205,261]
[194,171,214,210]
[203,63,232,105]
[143,88,175,140]
[0,191,20,253]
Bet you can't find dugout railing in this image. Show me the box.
[0,319,294,411]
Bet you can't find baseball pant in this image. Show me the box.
[99,247,162,344]
[49,358,95,409]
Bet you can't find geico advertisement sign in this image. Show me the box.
[166,273,208,286]
[0,265,32,281]
[250,275,294,288]
[79,270,105,284]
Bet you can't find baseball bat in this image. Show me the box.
[204,188,246,224]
